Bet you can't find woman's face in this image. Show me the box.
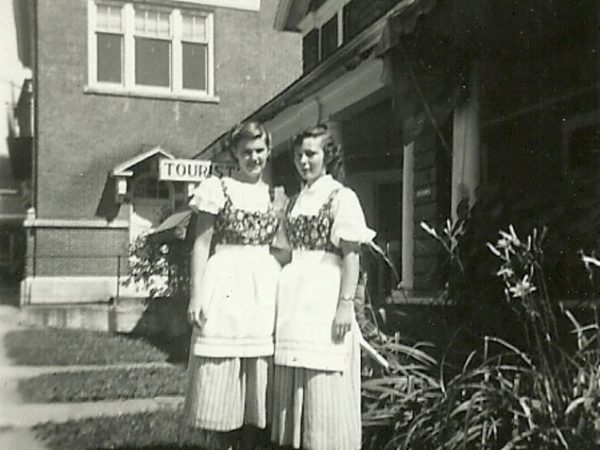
[233,136,270,181]
[294,136,326,185]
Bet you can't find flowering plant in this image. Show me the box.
[363,222,600,449]
[125,233,190,300]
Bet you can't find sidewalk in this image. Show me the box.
[0,305,49,450]
[0,305,183,448]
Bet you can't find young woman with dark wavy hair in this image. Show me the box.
[271,124,375,450]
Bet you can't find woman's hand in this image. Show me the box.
[332,300,353,342]
[187,299,206,329]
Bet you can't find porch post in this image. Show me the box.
[400,141,415,289]
[451,62,481,219]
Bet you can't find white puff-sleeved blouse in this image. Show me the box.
[275,175,376,371]
[189,175,272,216]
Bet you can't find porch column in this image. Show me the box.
[400,142,414,290]
[451,62,481,219]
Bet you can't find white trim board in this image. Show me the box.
[0,214,26,223]
[176,0,260,11]
[266,58,388,148]
[23,218,129,229]
[20,276,148,305]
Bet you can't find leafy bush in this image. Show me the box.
[126,233,191,300]
[362,226,600,449]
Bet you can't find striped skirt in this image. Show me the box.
[271,331,362,450]
[183,355,272,436]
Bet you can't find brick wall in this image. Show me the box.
[31,228,129,276]
[35,0,301,219]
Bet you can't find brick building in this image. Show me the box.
[7,0,301,304]
[0,0,31,293]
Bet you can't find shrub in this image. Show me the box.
[126,233,191,301]
[362,225,600,449]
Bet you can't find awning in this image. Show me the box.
[380,0,595,60]
[375,0,437,56]
[375,0,596,145]
[146,209,193,244]
[376,0,461,146]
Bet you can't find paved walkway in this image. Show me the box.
[0,305,183,448]
[0,305,49,449]
[1,361,175,378]
[0,395,183,427]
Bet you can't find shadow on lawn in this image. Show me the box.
[122,297,192,364]
[135,331,191,364]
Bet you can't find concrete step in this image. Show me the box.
[0,395,184,427]
[19,300,186,336]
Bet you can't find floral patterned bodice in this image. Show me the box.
[285,189,342,256]
[213,180,279,246]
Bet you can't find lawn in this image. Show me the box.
[18,366,187,403]
[4,328,171,365]
[34,410,273,450]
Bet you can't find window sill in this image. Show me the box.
[84,85,220,104]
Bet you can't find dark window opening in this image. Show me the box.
[302,29,320,73]
[182,42,207,91]
[97,33,122,83]
[135,38,170,87]
[320,14,338,60]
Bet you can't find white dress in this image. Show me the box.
[271,175,375,450]
[183,176,281,436]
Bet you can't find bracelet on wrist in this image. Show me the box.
[339,295,355,303]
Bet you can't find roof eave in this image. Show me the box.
[274,0,309,31]
[111,147,175,177]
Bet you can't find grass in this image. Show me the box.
[18,366,187,403]
[34,409,273,450]
[34,410,204,450]
[4,328,170,365]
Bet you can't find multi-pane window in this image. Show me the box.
[89,2,214,99]
[134,9,171,87]
[133,176,171,199]
[96,5,123,83]
[299,0,345,73]
[182,13,209,91]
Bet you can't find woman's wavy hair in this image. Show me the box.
[226,121,271,160]
[293,124,345,183]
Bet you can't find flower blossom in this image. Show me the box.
[496,266,514,279]
[420,221,439,239]
[508,275,537,299]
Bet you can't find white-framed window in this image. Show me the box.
[298,0,347,72]
[132,175,172,200]
[87,1,216,102]
[299,0,346,44]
